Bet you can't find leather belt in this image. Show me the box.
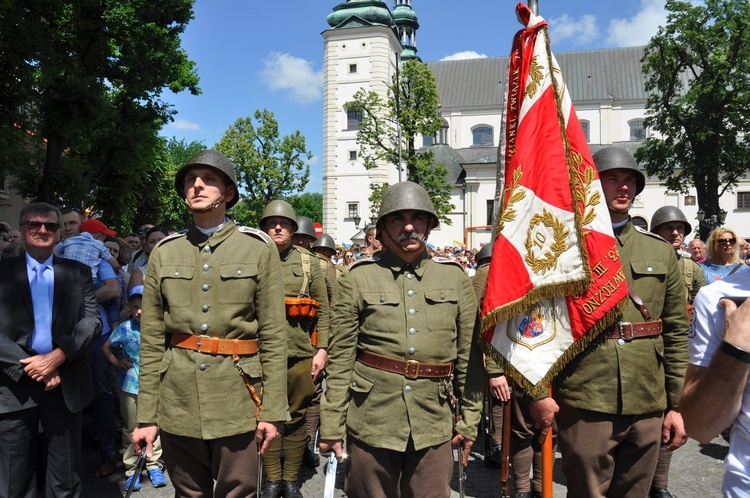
[357,351,453,379]
[170,333,259,356]
[603,319,663,340]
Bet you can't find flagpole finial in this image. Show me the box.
[529,0,539,15]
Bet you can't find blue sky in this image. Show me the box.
[160,0,673,193]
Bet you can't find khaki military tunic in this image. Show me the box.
[279,245,330,354]
[138,222,288,439]
[321,249,484,452]
[679,253,706,305]
[555,221,689,414]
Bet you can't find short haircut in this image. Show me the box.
[60,206,84,222]
[20,202,62,227]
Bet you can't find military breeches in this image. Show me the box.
[345,436,453,498]
[557,404,663,498]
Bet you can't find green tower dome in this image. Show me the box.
[327,0,394,29]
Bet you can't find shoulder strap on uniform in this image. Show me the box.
[238,226,274,245]
[155,231,186,249]
[431,256,465,270]
[299,251,312,298]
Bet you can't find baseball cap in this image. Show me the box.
[128,285,144,299]
[80,219,116,236]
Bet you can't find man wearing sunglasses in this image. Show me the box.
[0,202,102,497]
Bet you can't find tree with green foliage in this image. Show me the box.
[287,192,323,223]
[636,0,750,239]
[0,0,199,222]
[215,110,312,228]
[347,59,453,224]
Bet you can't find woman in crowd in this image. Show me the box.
[127,225,170,291]
[105,236,132,322]
[700,226,749,282]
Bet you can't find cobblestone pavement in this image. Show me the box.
[83,426,729,497]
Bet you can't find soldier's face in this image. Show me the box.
[183,166,233,211]
[264,217,294,247]
[383,210,430,253]
[656,222,685,249]
[600,170,637,222]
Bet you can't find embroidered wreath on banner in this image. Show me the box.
[525,209,569,274]
[525,56,544,99]
[570,151,600,226]
[497,168,526,234]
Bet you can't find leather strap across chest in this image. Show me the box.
[357,350,453,379]
[170,333,259,356]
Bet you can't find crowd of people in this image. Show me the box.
[0,146,748,498]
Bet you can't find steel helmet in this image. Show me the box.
[260,200,298,232]
[376,181,439,232]
[476,243,493,263]
[174,150,239,208]
[296,216,318,240]
[312,233,337,251]
[592,147,645,195]
[650,206,692,237]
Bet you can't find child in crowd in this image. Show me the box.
[101,286,167,491]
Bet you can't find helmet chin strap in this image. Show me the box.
[185,190,231,214]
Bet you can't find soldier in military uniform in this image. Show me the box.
[530,147,690,498]
[648,206,705,498]
[319,181,483,498]
[133,150,288,497]
[312,234,346,280]
[260,201,330,498]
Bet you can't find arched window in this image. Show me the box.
[629,120,647,141]
[472,126,493,146]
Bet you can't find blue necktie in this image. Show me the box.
[30,264,53,354]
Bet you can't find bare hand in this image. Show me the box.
[133,424,159,458]
[489,374,511,402]
[44,370,61,391]
[529,396,559,444]
[20,350,65,383]
[451,434,474,467]
[662,409,688,451]
[119,357,134,370]
[311,349,328,382]
[256,422,280,456]
[721,297,750,351]
[319,439,344,462]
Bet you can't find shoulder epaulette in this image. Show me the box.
[155,231,186,248]
[432,256,464,269]
[634,225,669,243]
[348,257,379,271]
[238,226,274,245]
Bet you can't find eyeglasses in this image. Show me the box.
[717,238,737,246]
[23,221,60,232]
[262,220,292,230]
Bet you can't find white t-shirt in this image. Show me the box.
[690,271,750,497]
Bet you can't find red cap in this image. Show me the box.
[80,219,115,236]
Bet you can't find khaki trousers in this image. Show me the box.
[557,404,663,498]
[345,436,454,498]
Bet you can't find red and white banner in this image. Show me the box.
[480,3,628,396]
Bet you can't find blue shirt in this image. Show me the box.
[700,261,748,283]
[108,318,141,395]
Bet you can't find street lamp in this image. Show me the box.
[353,214,361,229]
[696,209,728,231]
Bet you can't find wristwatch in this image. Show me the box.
[719,340,750,364]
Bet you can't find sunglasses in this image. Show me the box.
[23,221,60,232]
[717,238,737,246]
[262,220,293,230]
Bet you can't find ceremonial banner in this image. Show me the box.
[480,3,628,396]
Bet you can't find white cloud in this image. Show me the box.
[440,51,488,61]
[606,0,668,47]
[548,14,600,46]
[171,119,201,131]
[260,52,323,104]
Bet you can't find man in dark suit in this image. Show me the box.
[0,202,102,498]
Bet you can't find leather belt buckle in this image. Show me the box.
[404,360,420,379]
[618,322,634,341]
[195,335,212,352]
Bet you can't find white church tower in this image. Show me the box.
[321,1,420,245]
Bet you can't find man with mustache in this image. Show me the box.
[320,181,484,497]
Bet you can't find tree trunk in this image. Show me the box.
[36,130,65,203]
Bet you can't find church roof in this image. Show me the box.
[428,46,650,110]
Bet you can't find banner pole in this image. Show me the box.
[542,384,554,497]
[529,0,539,15]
